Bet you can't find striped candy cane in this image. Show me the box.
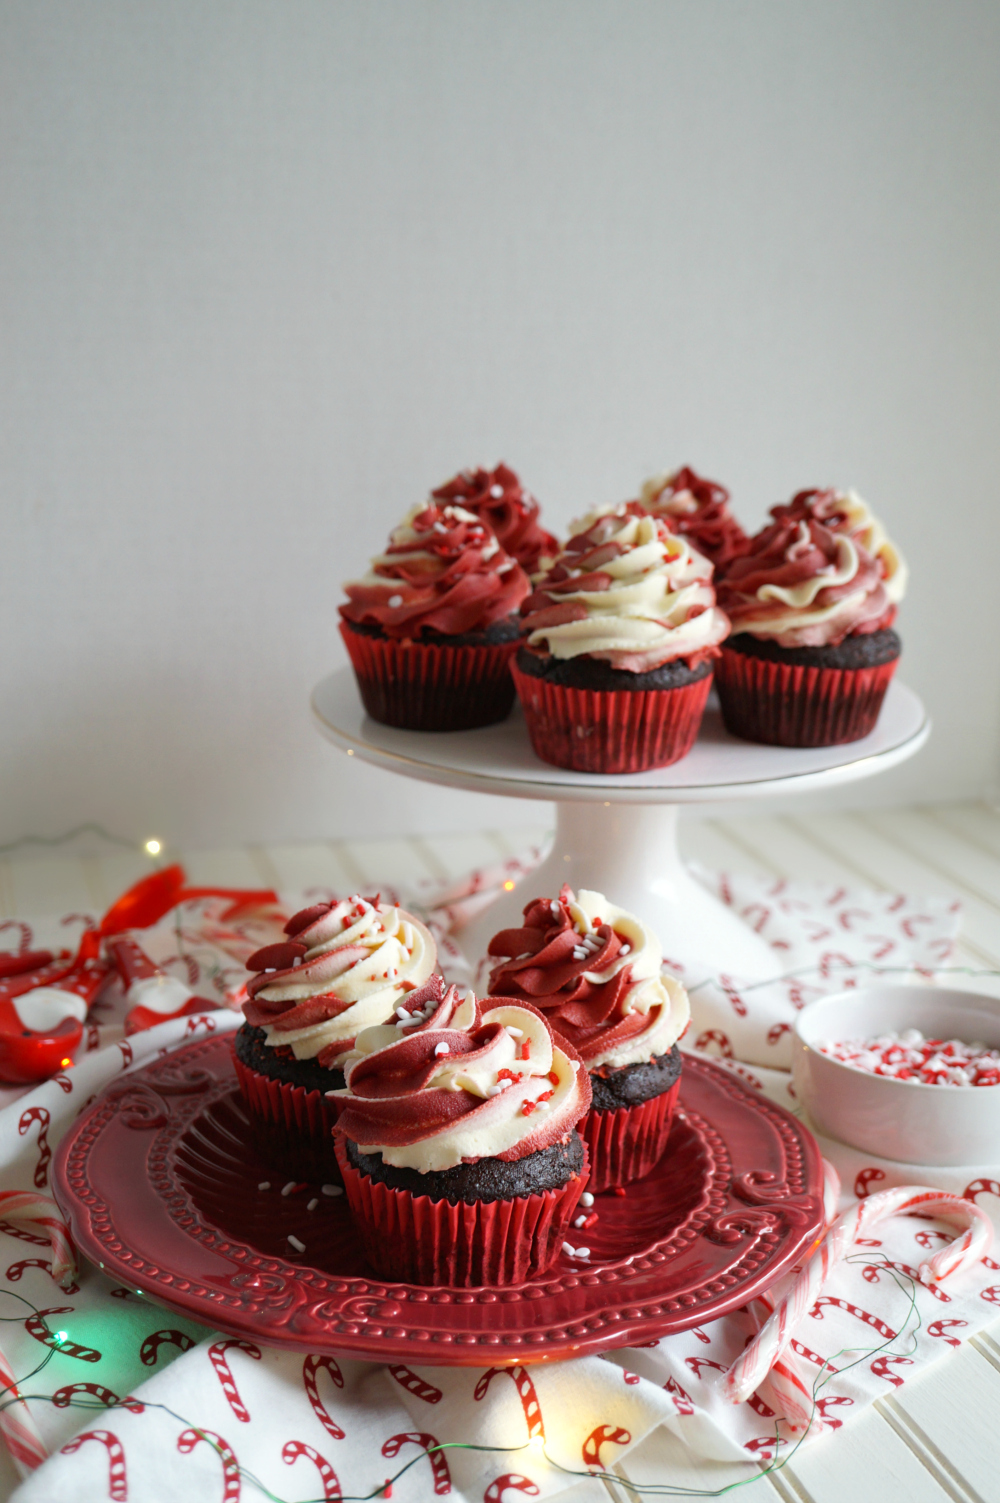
[0,1192,76,1291]
[723,1185,994,1433]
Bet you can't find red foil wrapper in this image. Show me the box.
[715,646,898,747]
[340,622,518,731]
[334,1136,589,1287]
[233,1053,343,1182]
[579,1079,680,1193]
[511,663,711,773]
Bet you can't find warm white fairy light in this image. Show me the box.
[144,838,162,856]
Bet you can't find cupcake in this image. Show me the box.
[339,501,530,730]
[233,895,436,1177]
[486,886,689,1192]
[333,986,592,1285]
[512,503,730,773]
[636,466,748,572]
[715,492,905,747]
[431,463,558,577]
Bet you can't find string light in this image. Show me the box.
[0,1264,928,1500]
[143,839,162,857]
[503,879,516,891]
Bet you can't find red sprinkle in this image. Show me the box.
[613,1187,627,1198]
[548,1070,560,1085]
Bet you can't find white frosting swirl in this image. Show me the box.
[819,489,908,606]
[258,898,435,1060]
[524,509,729,671]
[340,1002,587,1173]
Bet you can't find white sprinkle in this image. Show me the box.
[487,1084,504,1096]
[572,949,587,961]
[551,901,560,915]
[281,1181,297,1197]
[575,1247,591,1259]
[257,1181,271,1191]
[562,1241,576,1256]
[434,1042,450,1056]
[536,1100,550,1109]
[321,1183,344,1197]
[264,968,276,974]
[580,1192,595,1207]
[388,594,403,608]
[287,1235,306,1253]
[619,944,631,956]
[490,484,504,497]
[505,1026,524,1038]
[574,1215,587,1228]
[307,1198,319,1212]
[396,1006,410,1019]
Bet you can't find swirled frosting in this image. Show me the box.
[241,896,436,1065]
[334,990,591,1172]
[718,513,892,648]
[340,502,529,638]
[520,503,729,671]
[637,466,748,571]
[486,886,690,1072]
[431,464,558,577]
[769,488,907,607]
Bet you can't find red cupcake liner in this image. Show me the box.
[714,645,899,747]
[510,663,711,774]
[579,1079,680,1193]
[334,1137,589,1287]
[340,622,519,730]
[233,1054,343,1182]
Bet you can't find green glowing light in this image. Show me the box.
[53,1331,68,1344]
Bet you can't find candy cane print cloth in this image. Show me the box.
[0,869,994,1502]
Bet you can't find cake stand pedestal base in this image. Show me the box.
[460,800,780,979]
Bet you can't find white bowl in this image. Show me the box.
[792,986,1000,1166]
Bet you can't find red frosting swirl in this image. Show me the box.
[486,891,655,1066]
[336,988,591,1165]
[717,515,891,646]
[340,502,529,638]
[432,464,558,575]
[640,466,748,572]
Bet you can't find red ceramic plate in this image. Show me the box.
[53,1036,824,1365]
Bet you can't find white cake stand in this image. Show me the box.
[311,669,930,978]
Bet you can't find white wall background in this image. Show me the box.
[2,0,998,851]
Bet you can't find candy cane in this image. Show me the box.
[582,1425,631,1468]
[0,1342,48,1475]
[282,1440,342,1501]
[473,1367,544,1440]
[140,1329,195,1366]
[17,1108,51,1189]
[862,1259,950,1303]
[870,1354,913,1387]
[963,1178,1000,1205]
[484,1476,539,1503]
[5,1257,79,1295]
[855,1168,885,1198]
[177,1429,241,1502]
[387,1364,442,1403]
[61,1430,127,1500]
[208,1340,261,1423]
[0,1191,76,1289]
[664,1376,693,1415]
[382,1432,451,1495]
[25,1307,101,1361]
[303,1354,346,1439]
[722,1186,994,1433]
[52,1382,144,1414]
[693,1030,732,1057]
[927,1318,968,1347]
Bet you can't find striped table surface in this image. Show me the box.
[1,801,999,1503]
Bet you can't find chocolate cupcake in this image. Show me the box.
[339,501,530,730]
[486,885,690,1192]
[512,503,729,772]
[333,986,592,1285]
[431,462,558,578]
[233,895,437,1177]
[715,489,906,746]
[637,465,748,572]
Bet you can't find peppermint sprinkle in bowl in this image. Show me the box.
[792,986,1000,1165]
